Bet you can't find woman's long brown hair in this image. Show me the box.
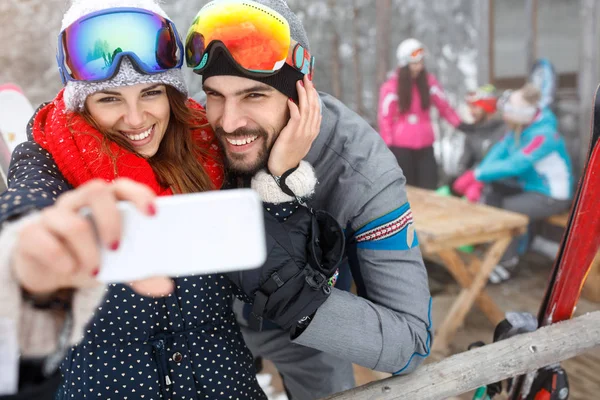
[82,85,218,194]
[397,66,430,113]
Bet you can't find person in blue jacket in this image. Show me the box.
[453,83,574,282]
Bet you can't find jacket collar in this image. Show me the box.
[305,93,334,165]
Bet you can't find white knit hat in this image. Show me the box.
[61,0,188,111]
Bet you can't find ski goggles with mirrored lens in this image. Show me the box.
[57,7,184,84]
[185,0,315,79]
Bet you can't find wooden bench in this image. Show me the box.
[407,186,529,354]
[546,212,600,302]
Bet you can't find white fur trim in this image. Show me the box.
[0,213,41,328]
[251,161,317,204]
[0,213,106,357]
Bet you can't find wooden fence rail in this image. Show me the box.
[322,311,600,400]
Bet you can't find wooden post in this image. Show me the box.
[524,0,538,74]
[579,0,599,171]
[327,0,343,101]
[474,0,492,85]
[352,0,365,117]
[375,0,392,90]
[322,312,600,400]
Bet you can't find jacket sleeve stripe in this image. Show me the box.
[522,135,545,156]
[393,296,432,375]
[354,203,419,251]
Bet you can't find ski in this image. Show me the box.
[508,84,600,399]
[0,130,9,192]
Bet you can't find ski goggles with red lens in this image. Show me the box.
[184,0,315,79]
[57,7,184,84]
[410,48,424,62]
[466,85,498,114]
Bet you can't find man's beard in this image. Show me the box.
[214,126,273,178]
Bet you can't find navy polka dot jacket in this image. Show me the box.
[0,136,267,399]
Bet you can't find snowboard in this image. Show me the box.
[0,84,34,190]
[0,83,33,152]
[0,130,9,191]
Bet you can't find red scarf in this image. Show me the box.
[31,89,224,195]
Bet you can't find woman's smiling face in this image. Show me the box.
[85,83,171,157]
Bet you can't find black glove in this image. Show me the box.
[457,121,477,134]
[228,207,345,331]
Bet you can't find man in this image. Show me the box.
[185,1,432,398]
[455,84,507,179]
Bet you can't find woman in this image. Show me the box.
[453,83,574,283]
[0,0,323,398]
[378,38,469,189]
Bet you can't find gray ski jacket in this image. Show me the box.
[290,93,432,373]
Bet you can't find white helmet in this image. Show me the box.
[396,38,425,67]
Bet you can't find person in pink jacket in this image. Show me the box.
[378,38,471,189]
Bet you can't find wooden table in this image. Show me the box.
[406,186,529,353]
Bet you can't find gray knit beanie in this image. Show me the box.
[252,0,310,52]
[61,0,188,111]
[199,0,311,101]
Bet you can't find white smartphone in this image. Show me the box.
[92,189,267,283]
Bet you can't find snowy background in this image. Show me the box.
[0,0,479,177]
[0,0,477,116]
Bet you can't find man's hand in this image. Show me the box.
[268,75,322,176]
[11,178,174,297]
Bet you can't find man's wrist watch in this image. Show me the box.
[271,165,299,198]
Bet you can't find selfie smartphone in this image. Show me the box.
[92,189,267,283]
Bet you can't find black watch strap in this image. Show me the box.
[278,166,299,197]
[271,165,301,198]
[21,288,74,311]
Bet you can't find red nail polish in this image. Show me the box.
[300,81,305,87]
[92,268,100,277]
[110,241,120,251]
[289,98,294,102]
[148,203,157,216]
